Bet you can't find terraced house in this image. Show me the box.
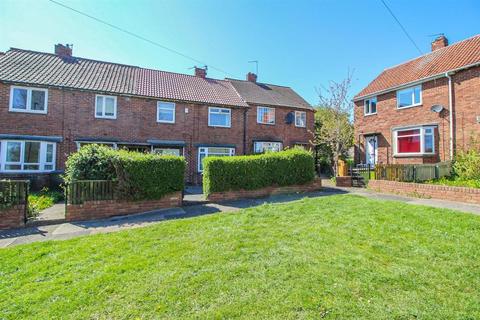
[0,44,313,186]
[354,34,480,167]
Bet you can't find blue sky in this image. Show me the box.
[1,0,479,105]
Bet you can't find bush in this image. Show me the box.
[453,149,480,180]
[64,144,186,201]
[114,151,186,201]
[28,188,64,218]
[203,148,315,195]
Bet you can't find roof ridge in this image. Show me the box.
[383,33,480,71]
[225,77,292,89]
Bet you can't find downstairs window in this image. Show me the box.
[0,140,56,172]
[394,126,435,155]
[198,147,235,172]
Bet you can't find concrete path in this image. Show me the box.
[35,203,65,222]
[1,187,479,248]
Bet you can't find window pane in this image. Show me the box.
[398,136,421,153]
[398,89,413,108]
[6,142,21,162]
[96,96,103,116]
[364,100,370,114]
[296,112,306,127]
[158,104,174,122]
[46,144,54,163]
[255,142,282,153]
[414,86,421,104]
[24,164,40,170]
[5,164,21,170]
[397,129,420,137]
[104,97,115,116]
[210,113,228,126]
[154,148,180,156]
[24,142,40,163]
[199,153,206,171]
[12,88,27,110]
[424,134,434,153]
[371,99,377,113]
[44,164,53,170]
[31,90,46,110]
[208,147,231,154]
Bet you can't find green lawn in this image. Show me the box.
[1,195,480,319]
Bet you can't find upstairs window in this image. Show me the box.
[208,107,231,127]
[95,95,117,119]
[257,107,275,124]
[394,126,435,155]
[397,85,421,109]
[364,97,377,115]
[9,86,48,114]
[254,141,283,153]
[0,140,56,172]
[295,111,307,127]
[157,101,175,123]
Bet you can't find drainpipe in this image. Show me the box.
[445,72,454,160]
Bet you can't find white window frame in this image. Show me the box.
[294,111,307,127]
[364,97,377,115]
[95,94,117,119]
[9,86,48,114]
[257,106,275,125]
[197,147,235,172]
[396,85,422,109]
[253,141,283,154]
[208,107,231,128]
[0,140,56,173]
[393,126,435,156]
[157,101,176,123]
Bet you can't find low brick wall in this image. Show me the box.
[0,205,26,230]
[336,176,353,187]
[66,191,183,222]
[206,178,322,202]
[368,180,480,205]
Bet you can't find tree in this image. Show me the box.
[314,74,354,176]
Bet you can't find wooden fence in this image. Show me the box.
[0,180,29,209]
[375,162,452,182]
[66,180,117,205]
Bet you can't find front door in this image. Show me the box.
[365,135,377,167]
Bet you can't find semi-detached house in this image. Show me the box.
[354,34,480,167]
[0,44,314,187]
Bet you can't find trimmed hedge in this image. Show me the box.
[64,144,186,201]
[203,148,315,195]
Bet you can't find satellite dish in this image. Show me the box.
[430,105,444,113]
[285,112,294,124]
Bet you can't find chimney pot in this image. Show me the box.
[431,35,448,51]
[55,43,72,57]
[247,72,257,82]
[194,66,207,78]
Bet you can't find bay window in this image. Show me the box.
[257,107,275,124]
[397,85,422,109]
[254,141,283,153]
[9,86,48,114]
[394,126,435,155]
[208,107,231,127]
[198,147,235,172]
[0,140,56,172]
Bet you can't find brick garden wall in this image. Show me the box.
[0,205,25,230]
[65,191,182,222]
[206,178,322,202]
[368,180,480,205]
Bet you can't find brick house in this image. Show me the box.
[0,45,313,187]
[354,34,480,167]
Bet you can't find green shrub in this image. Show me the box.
[27,187,64,218]
[114,151,186,201]
[203,148,315,195]
[64,144,117,183]
[453,149,480,180]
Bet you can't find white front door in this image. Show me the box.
[365,136,377,167]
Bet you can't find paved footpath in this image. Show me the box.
[1,187,479,248]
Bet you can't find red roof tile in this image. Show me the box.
[355,34,480,100]
[0,48,248,107]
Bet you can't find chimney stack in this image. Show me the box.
[247,72,257,82]
[55,43,73,57]
[431,35,448,51]
[194,66,207,78]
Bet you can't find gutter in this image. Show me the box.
[445,72,454,160]
[354,60,480,101]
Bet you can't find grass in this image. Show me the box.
[1,194,480,319]
[425,176,480,189]
[27,188,64,218]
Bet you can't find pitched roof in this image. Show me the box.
[0,48,248,107]
[227,78,312,110]
[355,34,480,100]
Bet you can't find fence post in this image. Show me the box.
[413,165,417,183]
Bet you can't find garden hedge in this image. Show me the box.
[64,144,186,201]
[203,148,315,195]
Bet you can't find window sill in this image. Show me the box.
[95,116,117,120]
[364,113,377,117]
[9,109,48,115]
[208,125,231,128]
[257,122,276,126]
[157,121,175,124]
[393,153,435,158]
[397,103,422,110]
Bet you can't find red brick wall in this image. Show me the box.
[354,66,480,165]
[336,176,352,187]
[368,180,480,205]
[65,191,182,222]
[0,205,25,230]
[206,178,321,202]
